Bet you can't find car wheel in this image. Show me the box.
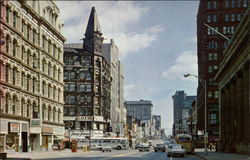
[117,146,122,150]
[102,151,104,152]
[155,150,157,152]
[167,153,171,157]
[109,150,111,152]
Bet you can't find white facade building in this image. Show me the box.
[0,0,65,153]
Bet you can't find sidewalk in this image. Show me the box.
[194,148,250,160]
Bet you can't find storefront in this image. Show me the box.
[6,122,20,152]
[53,127,64,150]
[42,126,53,151]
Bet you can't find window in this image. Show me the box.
[33,30,36,43]
[237,13,241,21]
[64,83,69,91]
[208,78,213,85]
[86,72,91,80]
[207,27,218,35]
[6,36,9,53]
[42,81,45,95]
[210,113,217,124]
[69,107,76,115]
[27,50,30,66]
[12,96,16,114]
[79,72,85,79]
[13,12,17,28]
[208,91,212,98]
[33,103,39,118]
[27,25,30,40]
[79,84,85,91]
[6,7,9,23]
[27,75,30,91]
[231,14,235,22]
[64,71,69,80]
[237,0,241,7]
[225,0,230,8]
[243,0,248,7]
[42,59,46,72]
[33,78,36,92]
[69,83,76,91]
[213,14,217,22]
[208,66,213,73]
[207,1,211,9]
[12,68,16,85]
[208,40,218,49]
[225,14,229,22]
[64,57,69,65]
[21,72,24,87]
[86,85,92,92]
[215,91,219,98]
[232,0,235,8]
[69,57,74,65]
[53,66,56,78]
[213,0,217,9]
[207,15,211,22]
[208,53,213,61]
[21,46,25,60]
[42,36,45,49]
[70,71,76,79]
[69,95,76,103]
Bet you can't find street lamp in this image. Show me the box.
[184,73,208,155]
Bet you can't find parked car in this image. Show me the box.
[154,144,166,152]
[138,144,150,152]
[167,144,186,157]
[101,146,112,152]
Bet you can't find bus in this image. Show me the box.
[175,134,194,154]
[78,137,129,150]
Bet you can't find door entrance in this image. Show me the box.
[21,132,28,152]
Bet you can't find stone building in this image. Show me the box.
[63,7,111,139]
[215,7,250,153]
[0,0,65,153]
[196,0,248,143]
[102,39,126,137]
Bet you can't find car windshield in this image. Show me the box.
[156,144,165,147]
[173,145,183,149]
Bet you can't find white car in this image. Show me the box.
[167,144,186,157]
[101,146,112,152]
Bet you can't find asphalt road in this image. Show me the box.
[16,149,201,160]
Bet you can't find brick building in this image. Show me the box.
[196,0,248,142]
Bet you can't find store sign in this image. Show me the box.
[76,116,93,121]
[70,130,90,139]
[9,123,20,133]
[30,119,41,127]
[22,123,28,132]
[42,126,53,134]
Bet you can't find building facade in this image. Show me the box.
[197,0,248,143]
[102,39,126,137]
[215,7,250,153]
[63,7,111,139]
[125,100,153,138]
[152,115,161,139]
[0,0,65,153]
[172,91,196,136]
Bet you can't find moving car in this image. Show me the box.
[138,144,150,152]
[167,144,186,157]
[154,144,166,152]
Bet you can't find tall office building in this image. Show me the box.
[197,0,248,142]
[63,7,111,138]
[102,39,126,137]
[0,0,65,153]
[172,91,196,136]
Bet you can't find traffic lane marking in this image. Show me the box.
[102,150,144,160]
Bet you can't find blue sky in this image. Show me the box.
[56,1,199,135]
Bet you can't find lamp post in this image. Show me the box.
[184,73,208,155]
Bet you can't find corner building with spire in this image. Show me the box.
[63,7,111,139]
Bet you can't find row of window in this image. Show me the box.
[64,71,92,80]
[42,106,63,123]
[207,0,218,10]
[208,90,219,99]
[64,56,92,66]
[225,13,242,22]
[208,53,218,61]
[64,83,92,92]
[64,107,93,116]
[210,112,217,125]
[42,59,62,81]
[208,65,218,73]
[207,26,235,36]
[5,6,62,61]
[224,0,248,8]
[64,95,93,104]
[42,81,62,101]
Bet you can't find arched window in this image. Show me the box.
[33,102,39,118]
[208,40,218,49]
[42,105,46,120]
[48,84,51,98]
[27,101,30,117]
[6,6,10,23]
[32,78,36,93]
[42,59,46,73]
[42,81,45,95]
[12,96,17,115]
[48,106,52,121]
[21,46,25,60]
[21,72,24,87]
[21,99,25,116]
[27,25,30,40]
[5,94,9,113]
[27,50,31,66]
[53,108,56,122]
[13,40,17,57]
[27,75,30,91]
[53,86,56,100]
[33,54,36,69]
[13,12,17,28]
[6,64,9,83]
[53,44,56,57]
[6,35,9,53]
[48,62,52,76]
[12,67,16,85]
[58,88,61,101]
[48,40,51,53]
[58,68,61,81]
[58,109,61,123]
[53,65,56,78]
[33,29,36,43]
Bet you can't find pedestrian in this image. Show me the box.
[215,142,218,152]
[209,143,213,151]
[57,142,61,151]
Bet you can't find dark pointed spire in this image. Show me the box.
[85,7,102,36]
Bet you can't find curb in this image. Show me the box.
[193,153,208,160]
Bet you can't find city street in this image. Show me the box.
[7,150,201,160]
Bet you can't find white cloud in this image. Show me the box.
[56,1,164,58]
[162,50,197,81]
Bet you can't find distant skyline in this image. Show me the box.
[56,1,199,134]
